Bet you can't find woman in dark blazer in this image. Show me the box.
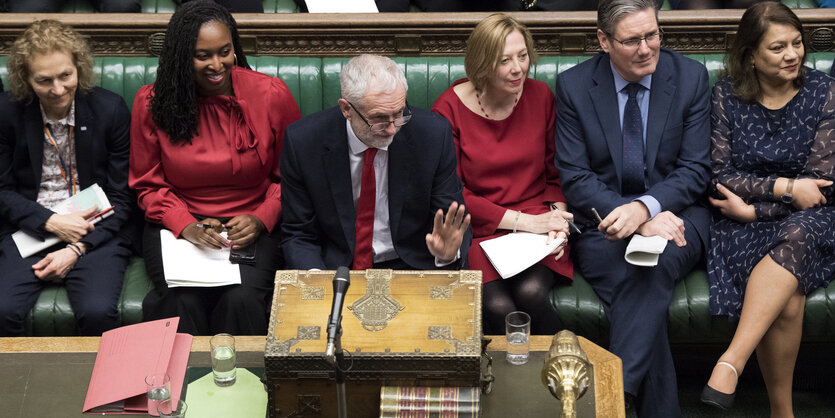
[0,20,135,336]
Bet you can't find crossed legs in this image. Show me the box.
[707,255,803,418]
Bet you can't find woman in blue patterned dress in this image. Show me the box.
[701,3,835,414]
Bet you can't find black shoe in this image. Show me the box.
[700,383,735,410]
[700,361,738,410]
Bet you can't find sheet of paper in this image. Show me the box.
[160,229,241,287]
[305,0,378,13]
[185,368,268,418]
[479,232,563,279]
[12,183,113,258]
[83,318,181,414]
[624,234,669,267]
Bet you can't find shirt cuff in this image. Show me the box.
[435,249,461,267]
[634,195,661,220]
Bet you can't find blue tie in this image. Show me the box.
[622,83,645,195]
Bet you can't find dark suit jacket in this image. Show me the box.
[555,48,711,248]
[280,106,472,270]
[0,87,136,250]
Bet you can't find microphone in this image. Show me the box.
[325,266,351,361]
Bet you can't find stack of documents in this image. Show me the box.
[83,317,192,414]
[479,232,564,279]
[160,229,242,287]
[12,183,114,258]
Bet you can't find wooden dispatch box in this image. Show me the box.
[265,269,483,418]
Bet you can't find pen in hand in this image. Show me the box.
[550,204,582,235]
[591,208,604,225]
[195,223,227,230]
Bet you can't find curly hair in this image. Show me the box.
[465,13,538,92]
[725,2,806,102]
[150,0,250,144]
[7,20,96,103]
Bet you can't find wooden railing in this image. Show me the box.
[1,10,835,56]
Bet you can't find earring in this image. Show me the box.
[234,53,238,67]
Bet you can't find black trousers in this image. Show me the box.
[141,221,280,336]
[0,235,131,336]
[2,0,140,12]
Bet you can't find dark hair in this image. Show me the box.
[150,0,249,144]
[725,2,806,102]
[597,0,658,37]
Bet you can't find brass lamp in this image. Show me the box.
[541,330,591,418]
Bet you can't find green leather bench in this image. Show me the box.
[58,0,299,13]
[1,52,833,338]
[49,0,822,12]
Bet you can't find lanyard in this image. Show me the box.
[43,124,77,196]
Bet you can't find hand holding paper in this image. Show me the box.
[479,232,564,279]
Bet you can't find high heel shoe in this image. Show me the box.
[700,361,738,410]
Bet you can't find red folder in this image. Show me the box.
[83,317,193,414]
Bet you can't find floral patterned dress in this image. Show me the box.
[708,69,835,318]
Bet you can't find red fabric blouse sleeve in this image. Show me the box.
[246,76,301,232]
[128,85,196,237]
[432,87,507,237]
[541,88,566,204]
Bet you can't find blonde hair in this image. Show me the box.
[464,13,538,92]
[7,20,96,103]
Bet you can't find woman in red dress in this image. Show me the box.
[129,1,300,335]
[433,14,573,334]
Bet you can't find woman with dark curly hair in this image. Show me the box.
[129,0,300,335]
[701,3,835,414]
[0,20,135,336]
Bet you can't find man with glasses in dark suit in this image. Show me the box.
[555,1,711,416]
[280,54,472,271]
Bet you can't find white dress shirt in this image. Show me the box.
[345,121,458,267]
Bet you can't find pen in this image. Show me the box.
[591,207,604,224]
[195,223,226,229]
[550,204,582,234]
[89,206,114,221]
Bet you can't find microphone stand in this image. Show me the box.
[332,326,348,418]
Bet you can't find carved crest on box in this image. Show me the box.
[348,269,404,332]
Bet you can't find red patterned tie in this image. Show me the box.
[352,148,378,270]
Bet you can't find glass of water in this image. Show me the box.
[145,373,171,417]
[157,398,188,418]
[505,311,531,365]
[210,333,237,386]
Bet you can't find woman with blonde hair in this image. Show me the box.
[0,20,135,336]
[433,13,573,334]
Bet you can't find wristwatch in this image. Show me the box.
[781,178,795,204]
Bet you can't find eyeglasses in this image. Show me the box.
[347,101,412,132]
[609,31,662,50]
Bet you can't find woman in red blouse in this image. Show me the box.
[129,1,300,335]
[433,14,573,335]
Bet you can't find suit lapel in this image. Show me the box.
[323,115,359,252]
[645,54,675,176]
[24,100,45,187]
[588,56,624,185]
[74,96,93,188]
[386,128,414,243]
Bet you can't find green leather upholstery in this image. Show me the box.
[58,0,298,13]
[53,0,819,12]
[3,52,834,337]
[782,0,820,8]
[23,257,153,336]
